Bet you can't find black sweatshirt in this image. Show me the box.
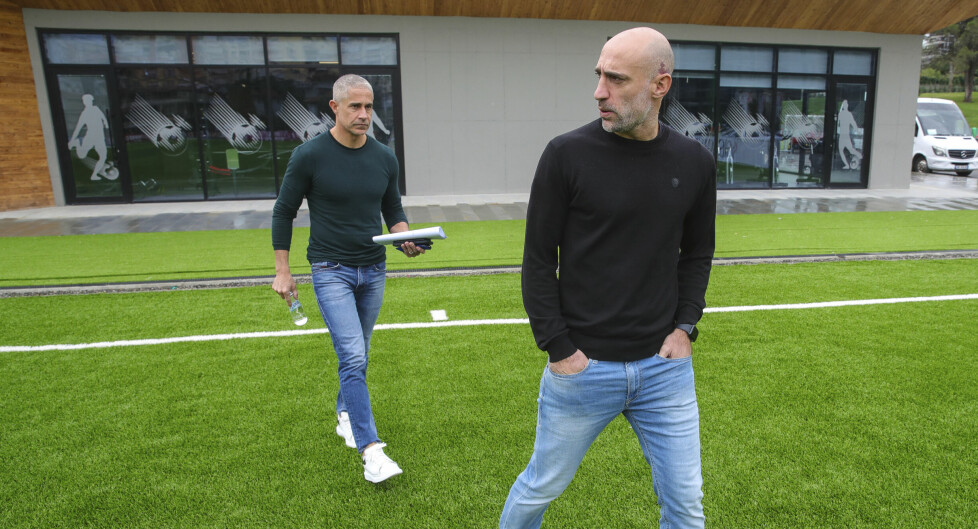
[521,120,716,363]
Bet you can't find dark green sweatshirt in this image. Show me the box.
[272,131,407,266]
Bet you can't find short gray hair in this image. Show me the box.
[332,74,373,103]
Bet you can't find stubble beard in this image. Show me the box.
[601,97,656,134]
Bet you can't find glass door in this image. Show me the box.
[828,81,870,186]
[775,77,827,187]
[50,72,128,203]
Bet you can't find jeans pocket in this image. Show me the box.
[370,261,387,273]
[546,359,594,379]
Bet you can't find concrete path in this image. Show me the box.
[1,173,976,237]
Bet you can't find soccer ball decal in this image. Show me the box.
[230,123,262,153]
[155,125,187,153]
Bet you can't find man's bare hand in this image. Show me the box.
[272,273,296,301]
[658,328,692,359]
[399,240,426,258]
[549,349,589,375]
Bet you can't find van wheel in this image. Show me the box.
[913,155,930,173]
[956,170,972,176]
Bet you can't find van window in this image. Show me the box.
[917,102,970,136]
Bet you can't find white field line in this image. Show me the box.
[2,294,976,353]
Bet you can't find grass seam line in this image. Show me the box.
[2,295,976,353]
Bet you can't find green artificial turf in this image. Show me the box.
[1,210,977,287]
[1,260,976,527]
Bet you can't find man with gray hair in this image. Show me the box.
[500,27,716,528]
[272,74,424,483]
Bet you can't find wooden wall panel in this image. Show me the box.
[13,0,978,34]
[0,1,53,212]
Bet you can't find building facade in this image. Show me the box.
[1,6,968,209]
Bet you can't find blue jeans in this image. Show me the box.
[500,355,704,529]
[310,260,386,453]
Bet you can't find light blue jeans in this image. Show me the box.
[310,260,386,453]
[500,354,704,529]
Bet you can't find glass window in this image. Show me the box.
[776,81,826,188]
[673,44,715,70]
[721,73,772,88]
[833,50,873,75]
[116,67,201,201]
[830,83,869,184]
[720,46,773,72]
[340,36,398,65]
[663,72,715,153]
[192,36,265,65]
[112,35,189,64]
[57,74,121,198]
[269,67,340,182]
[718,77,774,188]
[197,67,275,198]
[44,34,110,64]
[268,36,339,63]
[778,48,827,74]
[779,75,826,90]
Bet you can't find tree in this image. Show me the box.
[943,17,978,102]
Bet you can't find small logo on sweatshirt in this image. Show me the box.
[672,177,680,188]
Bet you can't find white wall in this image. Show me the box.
[24,9,923,203]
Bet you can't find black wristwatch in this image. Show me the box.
[676,323,698,342]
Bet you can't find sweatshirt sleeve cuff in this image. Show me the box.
[546,334,578,363]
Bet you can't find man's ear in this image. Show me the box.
[328,99,339,114]
[651,73,672,99]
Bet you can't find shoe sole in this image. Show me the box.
[364,467,403,484]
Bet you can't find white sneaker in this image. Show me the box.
[335,412,356,449]
[362,443,402,483]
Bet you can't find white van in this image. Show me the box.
[913,97,977,176]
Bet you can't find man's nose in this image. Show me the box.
[594,78,608,100]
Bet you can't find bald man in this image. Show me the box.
[500,28,716,528]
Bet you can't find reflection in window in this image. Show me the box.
[268,36,338,63]
[112,35,188,64]
[269,68,340,182]
[719,74,773,187]
[197,68,275,198]
[192,36,265,65]
[340,36,398,65]
[776,76,826,187]
[117,67,201,201]
[44,34,110,64]
[663,73,715,154]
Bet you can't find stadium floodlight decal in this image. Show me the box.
[126,94,192,155]
[276,93,335,143]
[203,95,266,154]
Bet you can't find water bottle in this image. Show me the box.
[288,293,308,326]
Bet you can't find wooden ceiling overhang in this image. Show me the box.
[13,0,978,35]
